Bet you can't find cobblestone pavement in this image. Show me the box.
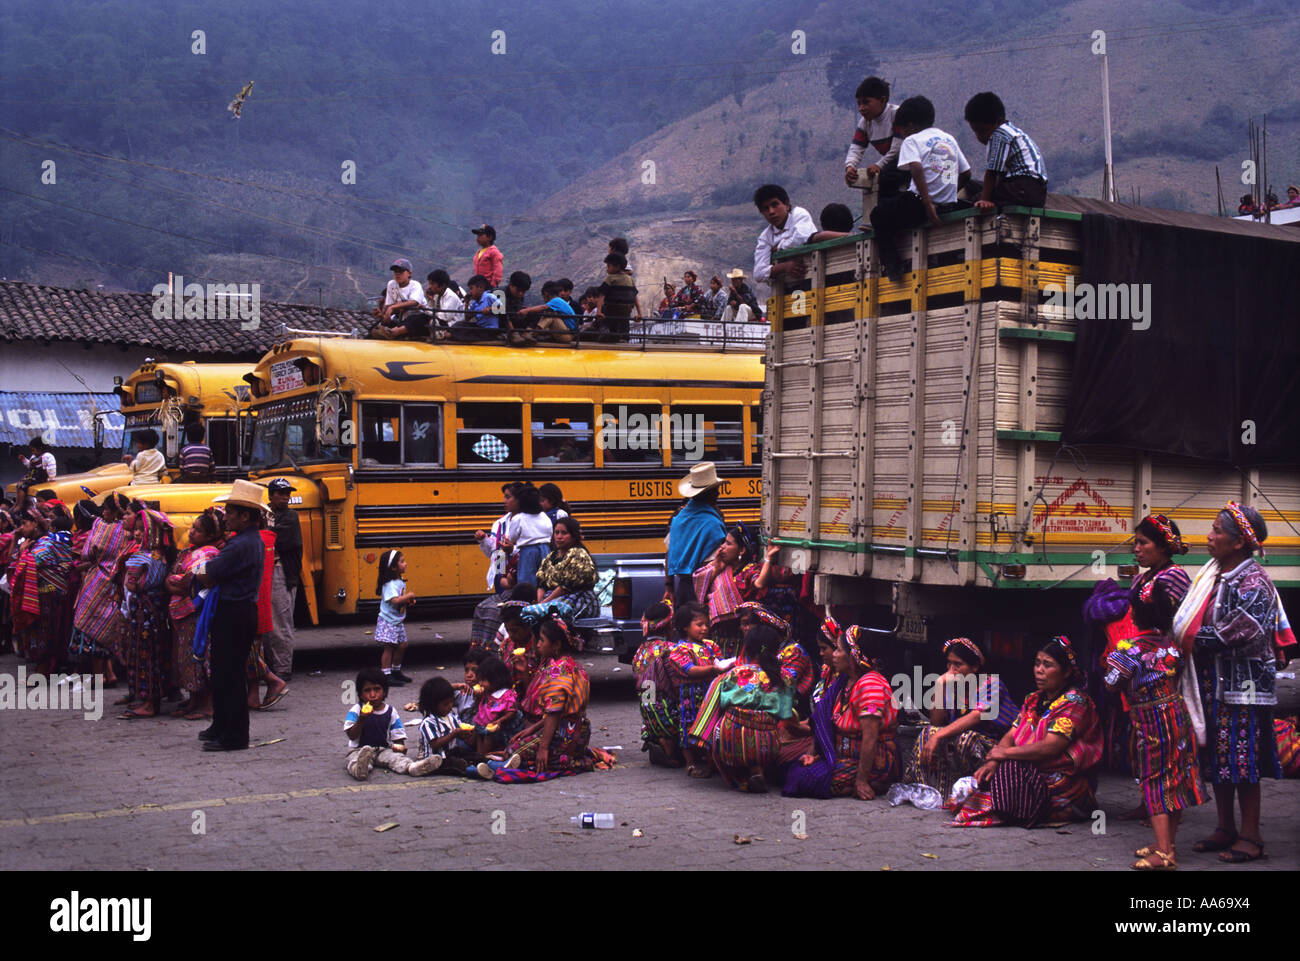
[1,626,1296,872]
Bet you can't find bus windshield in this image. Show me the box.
[250,396,340,469]
[121,415,162,458]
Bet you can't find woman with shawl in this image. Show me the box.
[116,507,176,719]
[903,637,1017,802]
[501,614,594,776]
[692,522,761,659]
[70,491,137,685]
[166,508,224,721]
[1174,502,1291,863]
[521,516,598,622]
[782,617,898,799]
[712,623,794,792]
[12,508,78,673]
[952,635,1103,827]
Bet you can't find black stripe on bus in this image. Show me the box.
[457,375,765,389]
[353,497,762,519]
[353,465,762,483]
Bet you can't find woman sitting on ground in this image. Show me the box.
[952,635,1103,827]
[712,624,794,792]
[501,614,594,775]
[902,637,1017,802]
[782,617,899,799]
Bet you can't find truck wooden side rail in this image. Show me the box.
[764,203,1299,656]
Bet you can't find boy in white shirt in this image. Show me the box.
[843,76,906,198]
[344,668,440,779]
[868,96,971,282]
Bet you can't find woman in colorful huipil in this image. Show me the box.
[116,507,176,719]
[0,507,15,655]
[825,623,899,798]
[692,523,761,659]
[904,637,1017,803]
[952,636,1103,827]
[70,491,137,685]
[1176,502,1289,864]
[712,624,794,792]
[503,615,594,774]
[13,508,78,673]
[61,502,97,655]
[1105,559,1208,871]
[633,599,682,766]
[166,509,224,721]
[667,601,723,777]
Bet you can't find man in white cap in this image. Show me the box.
[665,462,727,607]
[373,258,429,338]
[195,480,266,751]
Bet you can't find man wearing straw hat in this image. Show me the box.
[665,462,727,608]
[195,479,266,751]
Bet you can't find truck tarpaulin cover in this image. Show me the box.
[1060,207,1300,467]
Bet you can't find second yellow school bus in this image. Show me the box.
[241,338,764,618]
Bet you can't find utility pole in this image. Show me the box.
[1100,45,1117,203]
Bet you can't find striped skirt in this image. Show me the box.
[640,697,679,744]
[1130,687,1207,814]
[830,731,899,797]
[951,762,1096,827]
[1275,717,1300,776]
[172,616,208,695]
[714,708,780,771]
[903,726,998,803]
[679,679,713,751]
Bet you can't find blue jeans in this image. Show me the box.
[515,543,547,590]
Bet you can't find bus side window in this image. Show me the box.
[531,403,593,466]
[456,402,522,466]
[360,403,402,466]
[403,404,442,465]
[671,404,744,464]
[600,403,663,464]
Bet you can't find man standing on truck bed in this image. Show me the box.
[665,462,727,608]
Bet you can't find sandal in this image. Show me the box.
[117,708,156,720]
[1192,828,1237,853]
[1132,849,1177,871]
[1219,838,1267,863]
[686,764,713,779]
[183,711,213,721]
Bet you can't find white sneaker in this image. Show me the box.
[350,745,376,780]
[409,755,442,776]
[475,762,495,779]
[505,752,522,769]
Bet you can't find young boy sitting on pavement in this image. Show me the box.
[344,668,440,779]
[963,91,1048,211]
[868,95,971,283]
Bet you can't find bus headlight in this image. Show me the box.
[335,588,347,603]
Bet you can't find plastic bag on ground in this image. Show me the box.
[886,782,944,810]
[947,775,977,807]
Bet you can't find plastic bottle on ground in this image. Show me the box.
[571,812,615,829]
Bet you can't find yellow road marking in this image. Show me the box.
[0,780,460,829]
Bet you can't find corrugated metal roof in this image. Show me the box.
[0,392,124,449]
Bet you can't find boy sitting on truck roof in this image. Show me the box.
[844,75,908,198]
[868,95,971,283]
[963,91,1048,211]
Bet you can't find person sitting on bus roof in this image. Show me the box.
[373,258,430,336]
[672,271,704,315]
[505,271,532,330]
[517,280,578,341]
[869,95,971,283]
[579,287,601,320]
[1274,185,1300,210]
[586,253,637,342]
[424,269,465,338]
[124,429,166,485]
[701,275,728,320]
[720,269,761,325]
[472,224,504,288]
[1237,194,1260,216]
[451,274,503,341]
[555,278,581,314]
[808,203,855,244]
[608,238,642,319]
[752,183,816,287]
[964,92,1048,211]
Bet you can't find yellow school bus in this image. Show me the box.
[15,362,253,503]
[237,339,764,619]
